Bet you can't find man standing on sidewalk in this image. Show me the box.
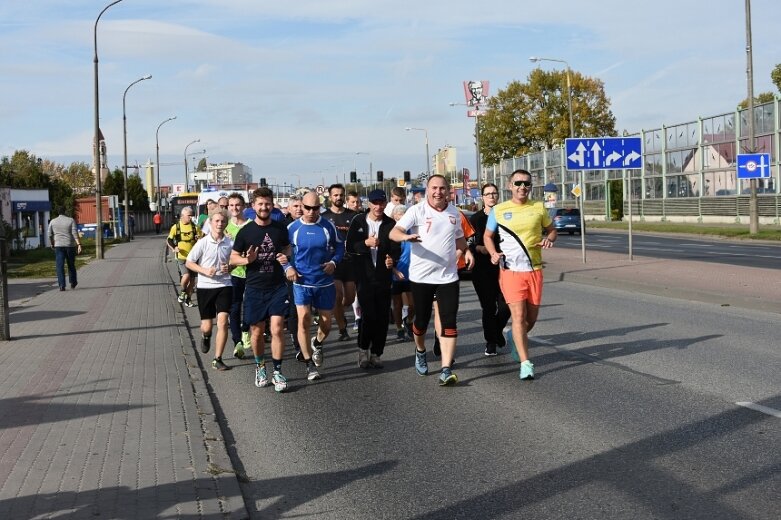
[286,191,344,380]
[48,206,82,291]
[346,189,400,369]
[230,187,292,392]
[483,169,556,381]
[186,209,233,371]
[390,174,474,386]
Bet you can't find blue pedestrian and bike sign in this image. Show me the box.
[736,153,771,179]
[566,137,643,170]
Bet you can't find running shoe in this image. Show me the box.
[212,358,230,371]
[201,335,211,353]
[233,342,245,359]
[352,319,360,331]
[338,329,350,342]
[369,353,383,369]
[242,331,251,349]
[177,291,186,303]
[439,368,458,386]
[484,342,498,356]
[414,349,428,376]
[311,338,323,367]
[185,298,195,308]
[272,371,288,393]
[255,365,269,387]
[358,349,370,369]
[433,336,441,357]
[295,350,305,362]
[306,364,321,381]
[396,329,406,341]
[520,360,535,380]
[313,311,320,326]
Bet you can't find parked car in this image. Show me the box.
[548,208,583,235]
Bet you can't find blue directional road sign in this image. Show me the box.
[736,153,771,179]
[566,137,642,170]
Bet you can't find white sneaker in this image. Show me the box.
[272,370,288,392]
[255,365,269,387]
[369,353,383,369]
[358,349,370,368]
[311,337,323,367]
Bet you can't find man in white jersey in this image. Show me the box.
[390,174,474,386]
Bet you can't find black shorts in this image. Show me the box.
[243,284,288,325]
[391,280,411,295]
[333,257,355,282]
[197,286,232,320]
[410,281,460,337]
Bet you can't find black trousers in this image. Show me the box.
[472,268,510,345]
[356,281,392,356]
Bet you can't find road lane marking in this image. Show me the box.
[736,402,781,418]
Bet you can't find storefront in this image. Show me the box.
[11,189,51,250]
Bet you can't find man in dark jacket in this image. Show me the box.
[346,189,401,369]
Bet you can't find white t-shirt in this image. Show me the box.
[187,234,234,289]
[395,202,463,284]
[366,217,382,266]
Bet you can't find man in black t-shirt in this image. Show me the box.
[230,187,292,393]
[320,184,357,342]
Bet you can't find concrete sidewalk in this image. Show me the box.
[543,239,781,314]
[0,236,247,519]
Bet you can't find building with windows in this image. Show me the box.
[192,162,252,190]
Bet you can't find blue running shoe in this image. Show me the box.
[520,360,535,380]
[414,349,428,376]
[439,368,458,386]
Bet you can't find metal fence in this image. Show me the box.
[482,97,781,224]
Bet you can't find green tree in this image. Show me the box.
[479,69,616,165]
[0,150,74,216]
[127,172,150,211]
[771,63,781,93]
[103,167,125,200]
[737,91,776,109]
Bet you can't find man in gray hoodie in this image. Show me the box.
[47,206,82,291]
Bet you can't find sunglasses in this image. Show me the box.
[513,180,533,188]
[303,204,321,211]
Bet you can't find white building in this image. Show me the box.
[192,162,252,189]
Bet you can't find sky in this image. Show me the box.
[1,0,779,191]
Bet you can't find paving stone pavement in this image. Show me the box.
[0,235,248,519]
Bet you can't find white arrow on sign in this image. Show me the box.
[568,142,586,167]
[590,142,602,165]
[605,151,622,167]
[623,151,641,166]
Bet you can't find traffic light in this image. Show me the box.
[377,170,384,182]
[350,171,357,183]
[260,178,267,186]
[403,171,411,182]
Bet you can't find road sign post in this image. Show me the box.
[566,137,643,262]
[736,153,771,179]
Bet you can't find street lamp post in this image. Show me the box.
[93,0,124,259]
[184,139,200,192]
[745,0,759,234]
[529,56,585,263]
[122,74,151,241]
[404,128,430,178]
[155,116,177,213]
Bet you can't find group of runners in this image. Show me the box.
[165,168,556,392]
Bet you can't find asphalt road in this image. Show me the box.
[193,279,780,519]
[555,231,781,270]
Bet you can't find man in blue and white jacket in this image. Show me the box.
[285,191,344,379]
